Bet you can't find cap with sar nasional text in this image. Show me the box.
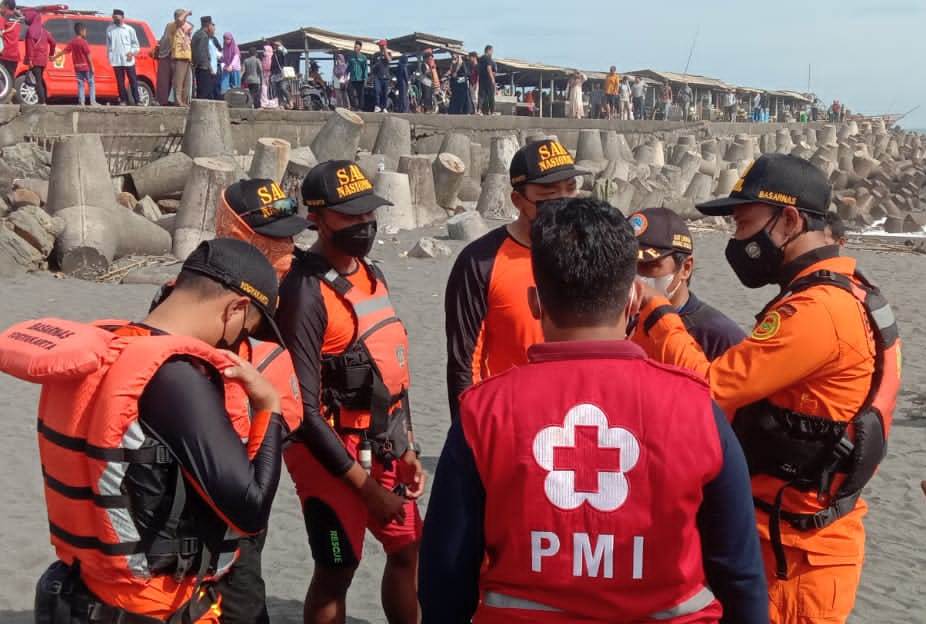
[629,207,693,262]
[509,139,589,186]
[697,153,832,217]
[181,238,283,340]
[223,178,309,238]
[301,160,393,215]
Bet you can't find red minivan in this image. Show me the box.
[6,8,158,105]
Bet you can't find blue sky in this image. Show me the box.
[94,0,925,128]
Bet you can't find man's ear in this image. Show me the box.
[528,286,542,320]
[679,255,694,282]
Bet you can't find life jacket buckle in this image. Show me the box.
[179,537,200,557]
[155,445,172,464]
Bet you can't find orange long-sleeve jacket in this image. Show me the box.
[634,250,875,560]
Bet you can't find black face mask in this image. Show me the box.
[331,221,377,258]
[725,215,785,289]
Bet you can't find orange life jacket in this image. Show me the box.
[317,263,412,459]
[0,318,264,602]
[734,269,899,578]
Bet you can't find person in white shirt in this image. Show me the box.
[106,9,140,105]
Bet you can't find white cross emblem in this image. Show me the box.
[532,404,640,512]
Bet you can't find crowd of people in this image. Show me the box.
[0,2,855,121]
[0,132,899,624]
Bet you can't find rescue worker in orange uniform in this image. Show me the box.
[0,239,291,623]
[421,197,768,623]
[634,154,900,623]
[152,178,308,624]
[277,161,425,624]
[215,177,311,281]
[445,139,587,420]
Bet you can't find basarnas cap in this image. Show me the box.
[182,238,283,341]
[224,178,309,238]
[697,153,832,217]
[301,160,393,215]
[629,207,693,261]
[509,139,589,186]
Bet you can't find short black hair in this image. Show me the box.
[531,197,638,328]
[354,40,363,47]
[249,47,256,56]
[484,45,493,53]
[174,269,231,300]
[74,22,85,35]
[0,0,15,10]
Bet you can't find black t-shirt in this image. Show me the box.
[478,55,496,85]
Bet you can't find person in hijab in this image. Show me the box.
[260,43,277,108]
[333,52,349,108]
[221,31,241,94]
[24,9,54,104]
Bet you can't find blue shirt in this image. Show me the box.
[420,404,768,624]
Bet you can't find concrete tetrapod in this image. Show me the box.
[129,152,195,200]
[715,168,740,197]
[173,157,238,260]
[372,116,413,172]
[311,108,364,162]
[487,135,520,175]
[476,173,518,221]
[576,129,606,162]
[432,152,466,210]
[685,172,714,205]
[439,132,473,177]
[281,150,317,202]
[374,172,417,231]
[181,99,235,159]
[46,134,172,277]
[398,155,444,227]
[447,211,489,242]
[248,137,291,183]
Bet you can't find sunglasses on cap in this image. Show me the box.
[239,196,299,219]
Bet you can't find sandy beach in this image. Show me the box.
[0,227,923,623]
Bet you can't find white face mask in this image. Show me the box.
[638,273,682,300]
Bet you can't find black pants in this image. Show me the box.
[114,65,139,105]
[31,65,47,104]
[479,87,494,115]
[247,82,261,108]
[195,67,216,100]
[349,80,364,110]
[214,532,270,624]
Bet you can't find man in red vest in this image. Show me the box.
[420,197,768,623]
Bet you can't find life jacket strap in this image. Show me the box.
[39,419,172,465]
[756,485,862,580]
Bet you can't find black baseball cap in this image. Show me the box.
[697,154,832,217]
[182,238,283,341]
[200,15,213,25]
[629,207,693,262]
[509,139,589,186]
[224,178,309,238]
[112,8,124,16]
[301,160,392,215]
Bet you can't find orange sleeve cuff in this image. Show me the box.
[246,409,274,459]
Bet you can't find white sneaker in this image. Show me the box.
[374,106,381,112]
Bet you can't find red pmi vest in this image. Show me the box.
[460,341,724,624]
